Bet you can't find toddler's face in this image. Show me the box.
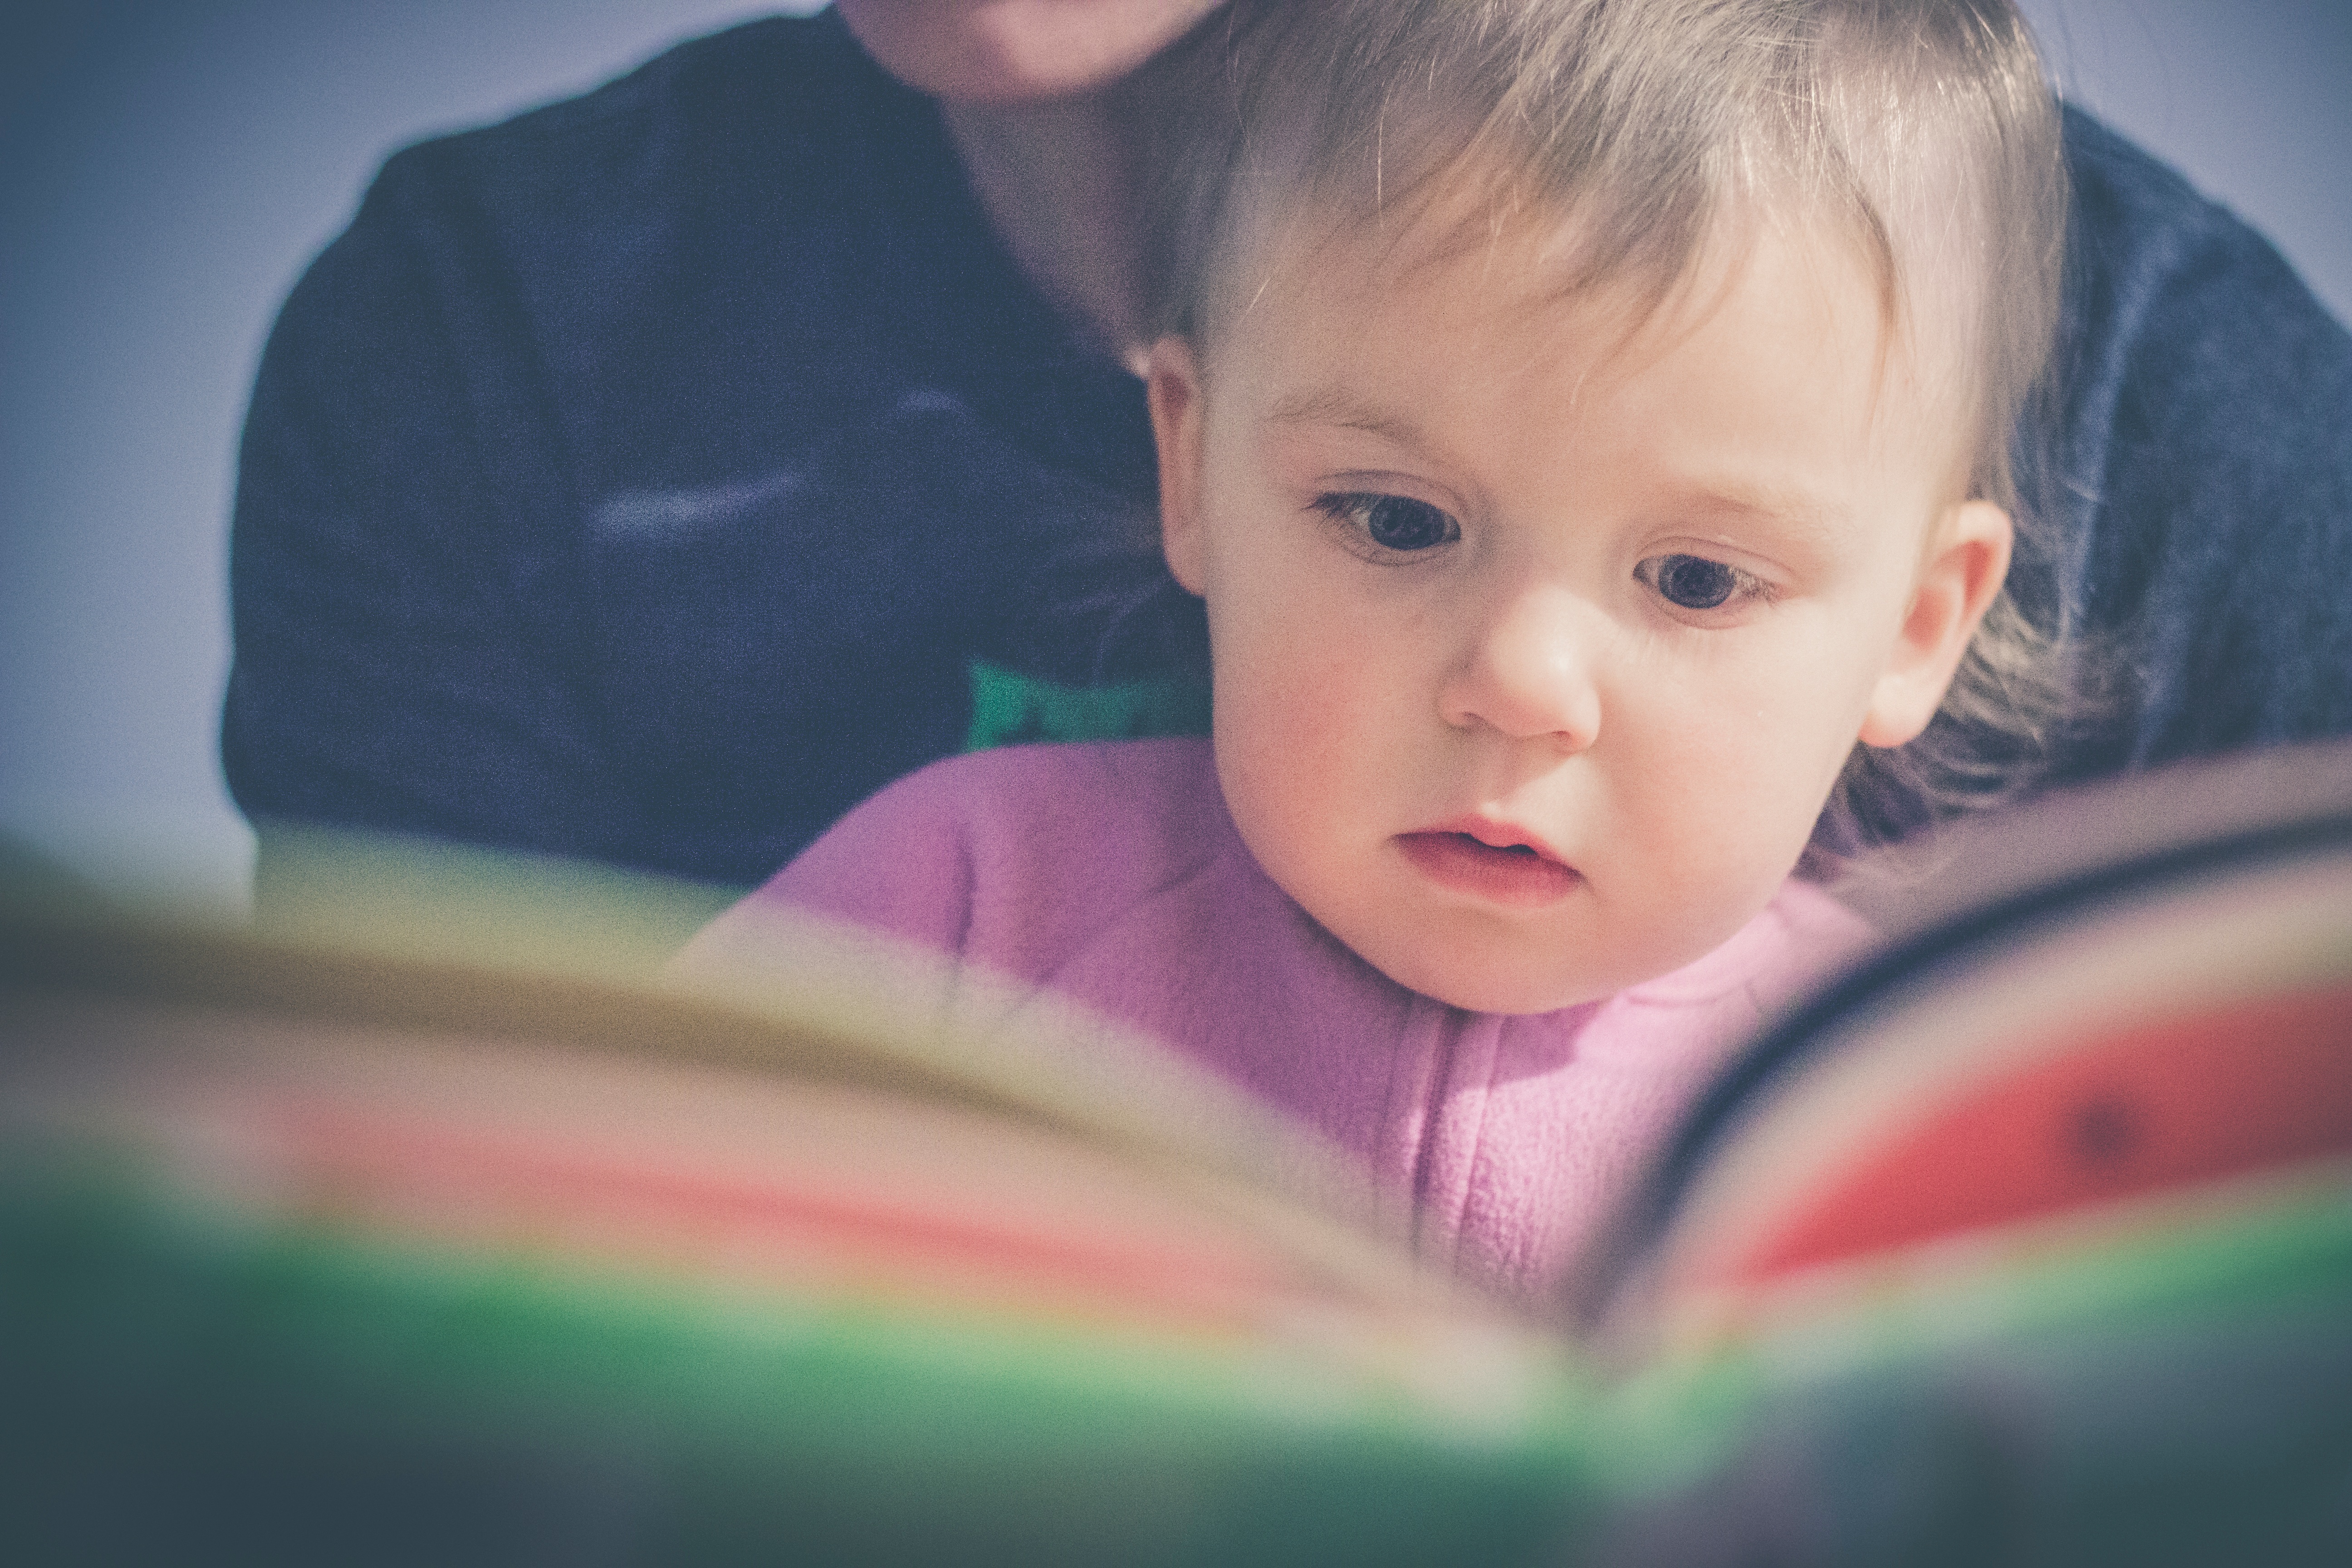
[1151,207,2009,1014]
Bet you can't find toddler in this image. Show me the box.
[681,0,2068,1298]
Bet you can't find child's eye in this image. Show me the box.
[1314,492,1460,554]
[1636,553,1764,612]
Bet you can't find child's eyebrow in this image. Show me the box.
[1263,386,1435,455]
[1668,480,1854,544]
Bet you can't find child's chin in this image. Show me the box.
[1383,952,1613,1017]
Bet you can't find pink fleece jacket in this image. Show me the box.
[681,738,1872,1298]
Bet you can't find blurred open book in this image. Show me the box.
[5,741,2349,1565]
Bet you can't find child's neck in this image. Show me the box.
[941,93,1150,377]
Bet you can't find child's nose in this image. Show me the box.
[1438,587,1603,750]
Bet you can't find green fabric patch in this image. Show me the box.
[964,660,1211,752]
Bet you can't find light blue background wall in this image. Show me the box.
[3,1,2347,915]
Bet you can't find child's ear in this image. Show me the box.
[1146,335,1209,595]
[1858,500,2014,748]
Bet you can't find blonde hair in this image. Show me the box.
[1131,0,2073,863]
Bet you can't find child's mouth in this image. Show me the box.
[1396,831,1579,908]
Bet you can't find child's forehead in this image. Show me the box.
[1229,186,1914,382]
[1410,180,1889,320]
[1215,190,1978,511]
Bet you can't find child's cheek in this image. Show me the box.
[1205,565,1407,908]
[1211,595,1362,808]
[1618,644,1835,913]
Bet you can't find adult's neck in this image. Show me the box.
[941,93,1150,377]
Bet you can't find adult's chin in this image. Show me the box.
[837,0,1228,105]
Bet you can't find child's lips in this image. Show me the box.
[1395,827,1580,908]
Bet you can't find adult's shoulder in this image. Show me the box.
[2054,103,2352,462]
[2060,104,2212,241]
[2040,108,2352,776]
[362,12,904,224]
[285,7,942,436]
[2056,104,2345,369]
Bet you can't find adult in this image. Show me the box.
[223,1,2352,893]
